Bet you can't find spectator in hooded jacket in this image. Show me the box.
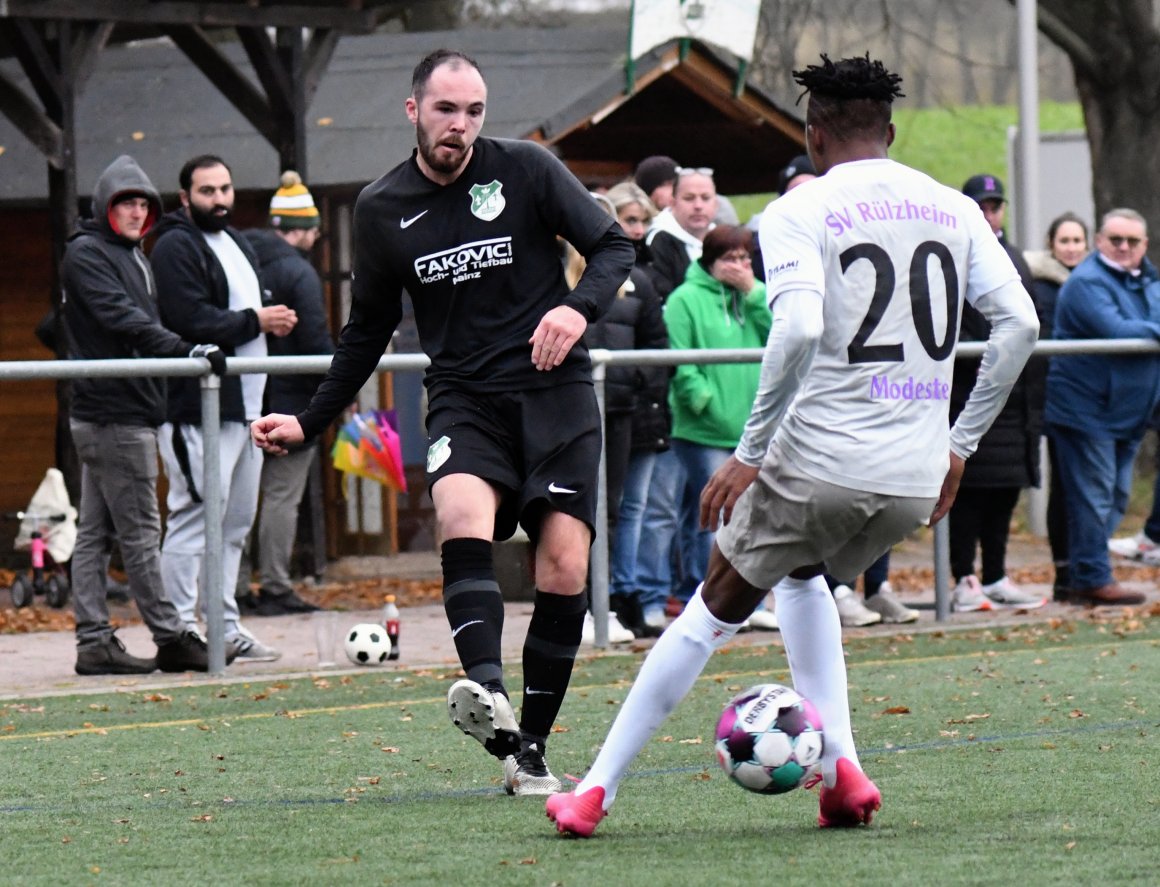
[237,171,335,617]
[61,154,224,676]
[637,225,771,625]
[151,154,298,662]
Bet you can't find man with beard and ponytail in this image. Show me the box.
[252,49,634,794]
[151,154,298,663]
[547,52,1039,837]
[62,154,227,676]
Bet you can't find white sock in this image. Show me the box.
[576,586,741,808]
[772,574,859,784]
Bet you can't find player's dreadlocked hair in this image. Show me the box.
[792,53,904,143]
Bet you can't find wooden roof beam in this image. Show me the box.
[164,23,278,145]
[0,64,63,166]
[0,1,399,33]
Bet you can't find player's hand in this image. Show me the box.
[700,455,760,531]
[251,413,304,456]
[929,452,966,524]
[257,304,298,337]
[529,305,587,371]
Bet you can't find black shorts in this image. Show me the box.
[424,383,602,543]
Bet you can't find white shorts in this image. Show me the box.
[716,442,937,590]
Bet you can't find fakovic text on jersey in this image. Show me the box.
[412,181,514,286]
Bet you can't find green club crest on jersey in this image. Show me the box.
[427,435,451,473]
[469,180,506,221]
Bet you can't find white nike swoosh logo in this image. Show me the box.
[524,688,556,695]
[451,619,483,638]
[400,210,428,229]
[548,482,578,495]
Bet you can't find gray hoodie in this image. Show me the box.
[61,155,193,426]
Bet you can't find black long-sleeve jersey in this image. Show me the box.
[298,137,634,439]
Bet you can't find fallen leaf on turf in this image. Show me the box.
[1069,709,1086,719]
[1042,742,1056,749]
[191,814,213,822]
[520,858,536,865]
[881,706,910,715]
[679,737,703,744]
[1065,841,1077,851]
[143,694,171,703]
[947,713,990,724]
[660,736,673,742]
[61,836,71,844]
[381,747,399,753]
[551,725,570,733]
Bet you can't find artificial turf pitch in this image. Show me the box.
[2,612,1157,886]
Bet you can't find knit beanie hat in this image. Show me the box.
[269,170,320,229]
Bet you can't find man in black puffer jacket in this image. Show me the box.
[62,154,224,675]
[151,154,299,663]
[238,172,335,616]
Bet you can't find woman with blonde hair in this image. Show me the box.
[568,189,669,638]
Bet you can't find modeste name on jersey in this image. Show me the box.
[869,374,949,401]
[413,236,514,286]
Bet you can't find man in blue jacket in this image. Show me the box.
[1045,208,1159,606]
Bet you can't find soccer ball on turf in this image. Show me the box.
[344,623,392,665]
[715,683,824,794]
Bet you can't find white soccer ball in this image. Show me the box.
[715,683,825,794]
[343,623,392,666]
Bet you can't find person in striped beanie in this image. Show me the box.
[237,170,333,616]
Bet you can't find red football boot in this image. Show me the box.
[546,786,607,838]
[818,758,881,827]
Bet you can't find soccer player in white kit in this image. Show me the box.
[547,53,1040,837]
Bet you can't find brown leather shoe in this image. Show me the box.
[1068,583,1146,606]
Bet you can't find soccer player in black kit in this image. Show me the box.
[252,49,634,794]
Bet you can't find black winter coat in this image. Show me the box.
[950,237,1049,488]
[61,155,193,426]
[583,267,671,453]
[242,229,335,415]
[645,230,694,299]
[150,210,265,424]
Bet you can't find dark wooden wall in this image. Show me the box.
[0,207,58,561]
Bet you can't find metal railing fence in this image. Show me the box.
[3,337,1156,666]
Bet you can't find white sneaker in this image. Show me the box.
[863,582,920,623]
[981,576,1046,609]
[581,611,634,645]
[745,608,779,631]
[228,635,282,662]
[1108,531,1160,564]
[952,575,992,612]
[833,584,882,627]
[642,607,667,633]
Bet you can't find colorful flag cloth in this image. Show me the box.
[330,409,407,492]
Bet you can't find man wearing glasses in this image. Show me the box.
[1045,208,1157,606]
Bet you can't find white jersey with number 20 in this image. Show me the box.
[758,157,1020,498]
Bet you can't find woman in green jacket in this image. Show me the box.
[660,225,771,610]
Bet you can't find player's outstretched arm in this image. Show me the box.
[700,456,760,531]
[251,413,304,456]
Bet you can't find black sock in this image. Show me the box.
[441,538,505,694]
[520,590,586,740]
